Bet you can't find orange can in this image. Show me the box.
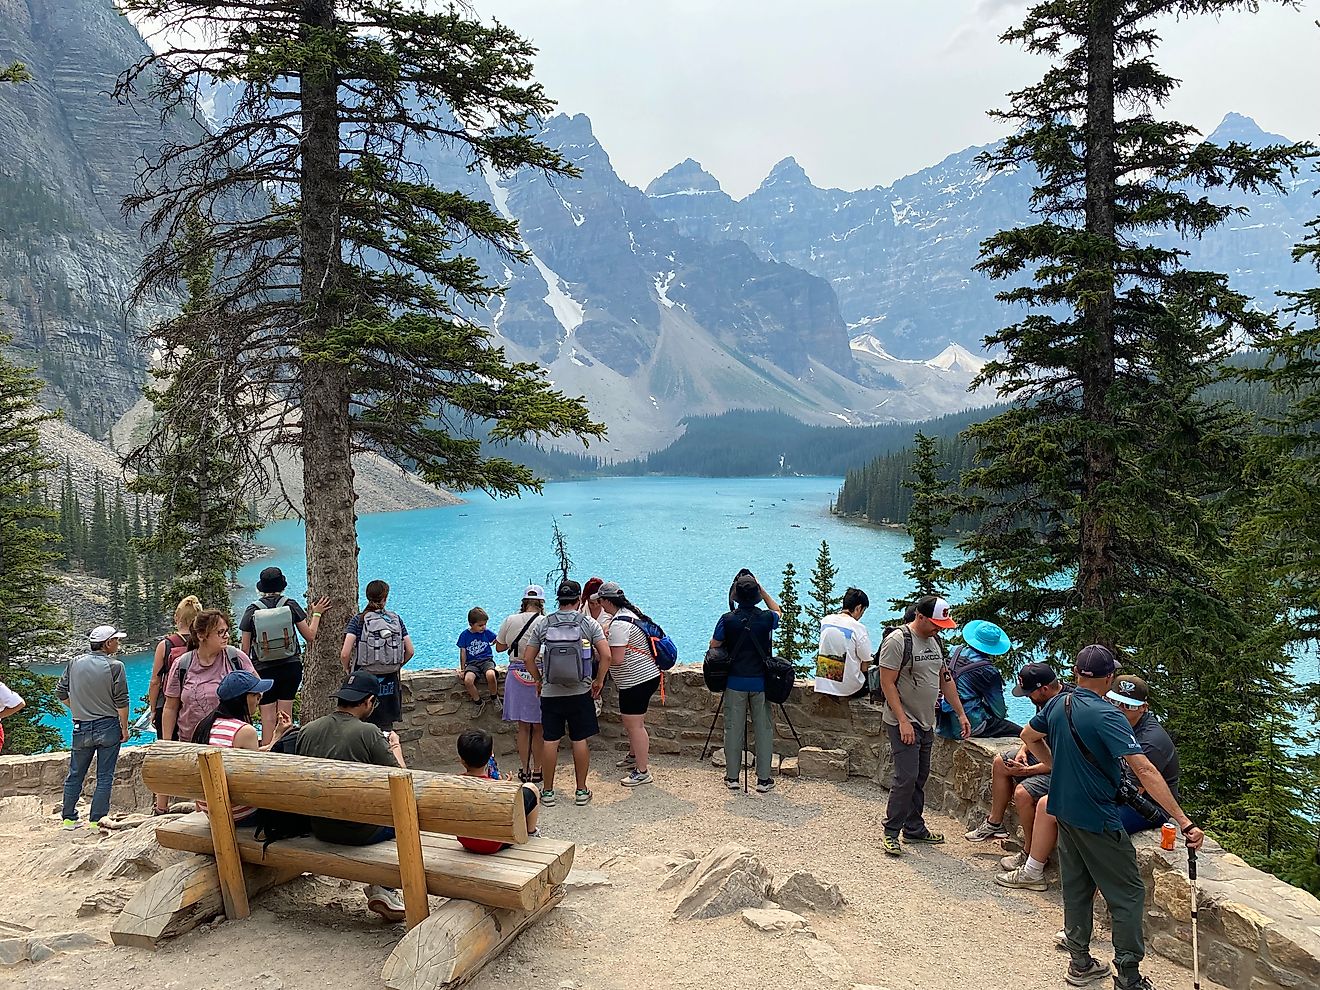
[1160,823,1177,850]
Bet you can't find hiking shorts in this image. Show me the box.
[464,659,497,679]
[366,672,402,730]
[540,692,598,743]
[258,661,303,703]
[617,676,661,716]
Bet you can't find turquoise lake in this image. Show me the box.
[37,475,1320,746]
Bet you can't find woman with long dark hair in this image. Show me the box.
[594,581,662,788]
[340,579,414,734]
[191,670,290,824]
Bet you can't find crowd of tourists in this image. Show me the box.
[44,563,1203,986]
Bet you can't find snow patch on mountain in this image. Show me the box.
[926,342,987,374]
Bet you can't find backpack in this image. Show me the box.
[612,614,679,671]
[543,613,589,687]
[738,615,795,705]
[174,647,245,689]
[249,727,313,851]
[866,626,913,697]
[353,609,406,675]
[155,633,190,707]
[249,596,299,666]
[936,645,998,738]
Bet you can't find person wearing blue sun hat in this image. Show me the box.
[936,618,1020,740]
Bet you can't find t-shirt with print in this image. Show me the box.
[878,626,946,730]
[164,647,256,744]
[1031,688,1144,833]
[457,628,498,666]
[813,613,872,698]
[604,608,660,691]
[525,610,606,699]
[238,594,309,665]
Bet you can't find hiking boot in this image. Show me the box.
[902,831,946,844]
[574,788,592,806]
[1064,957,1110,986]
[724,777,739,791]
[999,851,1026,871]
[755,778,775,793]
[994,866,1049,891]
[61,819,82,831]
[620,770,652,788]
[541,789,557,807]
[365,885,406,923]
[880,833,903,856]
[616,753,636,769]
[965,819,1009,842]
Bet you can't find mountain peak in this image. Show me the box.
[1206,112,1291,148]
[926,342,987,375]
[544,112,600,147]
[645,158,725,198]
[759,156,813,191]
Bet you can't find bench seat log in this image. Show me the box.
[156,814,573,912]
[141,741,528,844]
[111,854,302,949]
[380,886,564,990]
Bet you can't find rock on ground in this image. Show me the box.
[803,940,853,983]
[673,843,773,920]
[658,859,699,891]
[742,908,809,933]
[773,870,847,914]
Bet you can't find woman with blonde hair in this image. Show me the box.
[148,595,203,814]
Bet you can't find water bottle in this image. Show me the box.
[580,638,592,677]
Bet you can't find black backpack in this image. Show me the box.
[248,728,312,852]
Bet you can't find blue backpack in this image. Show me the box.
[614,614,678,671]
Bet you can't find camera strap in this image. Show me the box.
[1064,694,1123,796]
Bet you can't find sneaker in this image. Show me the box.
[880,833,903,856]
[724,778,739,791]
[574,788,592,806]
[755,778,775,793]
[471,699,486,717]
[541,789,557,807]
[620,770,652,788]
[1064,957,1110,986]
[1114,978,1155,990]
[365,885,406,923]
[86,821,102,834]
[965,819,1009,842]
[999,851,1026,871]
[902,831,946,844]
[61,819,82,831]
[616,753,636,769]
[528,827,541,838]
[994,866,1049,891]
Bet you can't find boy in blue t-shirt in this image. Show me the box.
[458,607,499,713]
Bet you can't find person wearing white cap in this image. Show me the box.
[494,584,548,783]
[56,625,131,830]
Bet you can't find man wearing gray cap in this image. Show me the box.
[57,625,131,830]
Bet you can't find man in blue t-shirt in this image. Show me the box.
[709,572,781,793]
[1021,645,1203,990]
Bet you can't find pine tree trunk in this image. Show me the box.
[298,0,358,721]
[1079,4,1119,620]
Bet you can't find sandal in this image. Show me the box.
[531,769,543,784]
[517,769,530,784]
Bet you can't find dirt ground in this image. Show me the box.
[1,759,1223,990]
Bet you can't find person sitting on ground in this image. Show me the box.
[709,570,783,794]
[495,585,547,784]
[192,670,292,826]
[57,625,131,831]
[522,580,612,809]
[295,671,408,921]
[594,581,663,788]
[341,579,414,735]
[937,619,1020,739]
[996,673,1180,894]
[455,728,541,853]
[965,662,1068,858]
[459,607,500,715]
[0,679,25,755]
[813,587,872,700]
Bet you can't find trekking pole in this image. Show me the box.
[699,692,724,763]
[776,703,803,748]
[1188,848,1201,990]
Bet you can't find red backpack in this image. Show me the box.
[156,633,190,703]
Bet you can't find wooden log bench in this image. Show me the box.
[112,741,575,989]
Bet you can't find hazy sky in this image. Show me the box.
[476,0,1319,199]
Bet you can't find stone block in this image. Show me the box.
[796,747,847,782]
[1265,926,1320,978]
[1216,900,1271,952]
[780,757,799,778]
[1153,869,1192,921]
[802,939,852,983]
[658,859,699,891]
[1204,939,1247,988]
[0,937,27,966]
[1150,932,1193,968]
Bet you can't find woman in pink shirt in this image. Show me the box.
[161,610,257,746]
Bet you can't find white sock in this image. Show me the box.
[1022,856,1047,879]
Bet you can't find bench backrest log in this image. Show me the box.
[141,741,529,844]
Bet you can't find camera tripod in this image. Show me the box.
[699,691,803,792]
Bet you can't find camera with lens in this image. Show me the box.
[1117,780,1170,825]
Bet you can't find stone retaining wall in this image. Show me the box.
[0,745,150,815]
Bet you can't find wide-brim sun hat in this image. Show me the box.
[961,619,1012,657]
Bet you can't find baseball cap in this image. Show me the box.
[556,579,582,602]
[335,670,382,703]
[522,584,546,601]
[1076,644,1118,678]
[257,566,287,593]
[1012,662,1059,697]
[915,596,957,630]
[217,670,275,701]
[89,625,128,645]
[591,581,624,601]
[1107,674,1149,707]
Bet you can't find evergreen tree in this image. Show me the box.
[805,541,841,629]
[117,0,605,718]
[891,431,953,611]
[0,62,31,84]
[0,331,67,677]
[87,478,109,575]
[775,561,815,676]
[952,0,1304,659]
[545,520,574,589]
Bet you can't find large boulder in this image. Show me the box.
[772,870,847,914]
[672,843,773,920]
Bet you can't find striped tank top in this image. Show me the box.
[196,717,256,820]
